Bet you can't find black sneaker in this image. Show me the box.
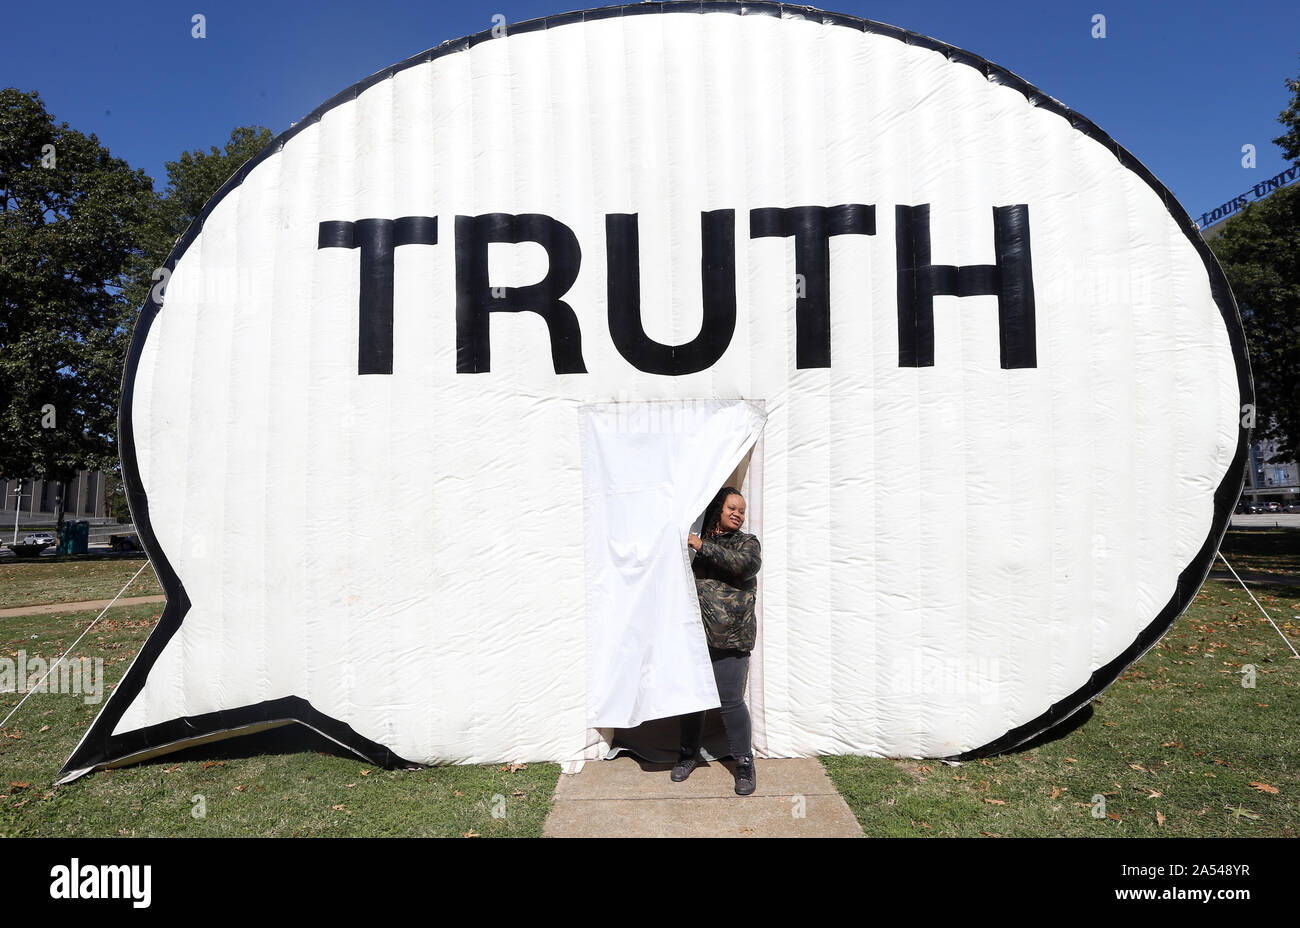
[734,754,756,795]
[671,753,701,782]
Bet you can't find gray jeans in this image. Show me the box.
[679,646,752,760]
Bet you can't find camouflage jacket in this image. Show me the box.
[692,529,761,651]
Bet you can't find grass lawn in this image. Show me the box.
[823,529,1300,836]
[0,556,163,610]
[1212,527,1300,577]
[0,603,557,837]
[1,529,1296,837]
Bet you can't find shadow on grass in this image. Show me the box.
[1220,527,1300,566]
[131,722,370,771]
[1009,703,1095,753]
[1,552,150,565]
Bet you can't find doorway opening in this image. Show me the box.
[578,399,766,766]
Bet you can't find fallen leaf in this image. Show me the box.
[233,785,247,792]
[165,764,181,774]
[360,769,370,776]
[1156,811,1166,826]
[1250,782,1279,794]
[1106,813,1121,821]
[463,829,481,838]
[1065,757,1077,764]
[332,804,346,811]
[983,798,1006,805]
[39,724,49,733]
[454,790,464,797]
[1049,787,1061,799]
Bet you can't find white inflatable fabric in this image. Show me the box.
[61,2,1250,781]
[582,399,766,729]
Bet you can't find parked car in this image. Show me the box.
[1284,502,1300,514]
[22,532,55,546]
[1265,501,1282,513]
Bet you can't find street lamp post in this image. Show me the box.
[11,479,29,545]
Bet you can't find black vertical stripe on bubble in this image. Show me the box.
[749,204,875,368]
[895,205,931,368]
[895,204,1036,369]
[342,218,394,375]
[355,219,395,375]
[992,205,1037,369]
[606,210,736,376]
[455,213,586,374]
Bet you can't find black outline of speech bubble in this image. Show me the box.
[60,1,1253,781]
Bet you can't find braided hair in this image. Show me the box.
[700,485,744,539]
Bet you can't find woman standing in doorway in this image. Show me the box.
[674,485,761,795]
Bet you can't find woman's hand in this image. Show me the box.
[687,533,703,551]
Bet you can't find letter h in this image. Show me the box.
[895,204,1036,369]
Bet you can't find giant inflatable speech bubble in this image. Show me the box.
[62,2,1251,780]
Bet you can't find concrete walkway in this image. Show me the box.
[543,754,863,837]
[0,595,165,618]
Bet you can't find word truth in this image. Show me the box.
[317,204,1036,376]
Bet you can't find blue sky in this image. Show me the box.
[2,0,1295,224]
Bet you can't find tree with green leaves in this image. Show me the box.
[2,95,273,534]
[0,88,155,530]
[121,125,273,312]
[1211,64,1300,463]
[1212,183,1300,461]
[1273,55,1300,164]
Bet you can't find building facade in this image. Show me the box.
[1244,439,1299,503]
[0,471,107,525]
